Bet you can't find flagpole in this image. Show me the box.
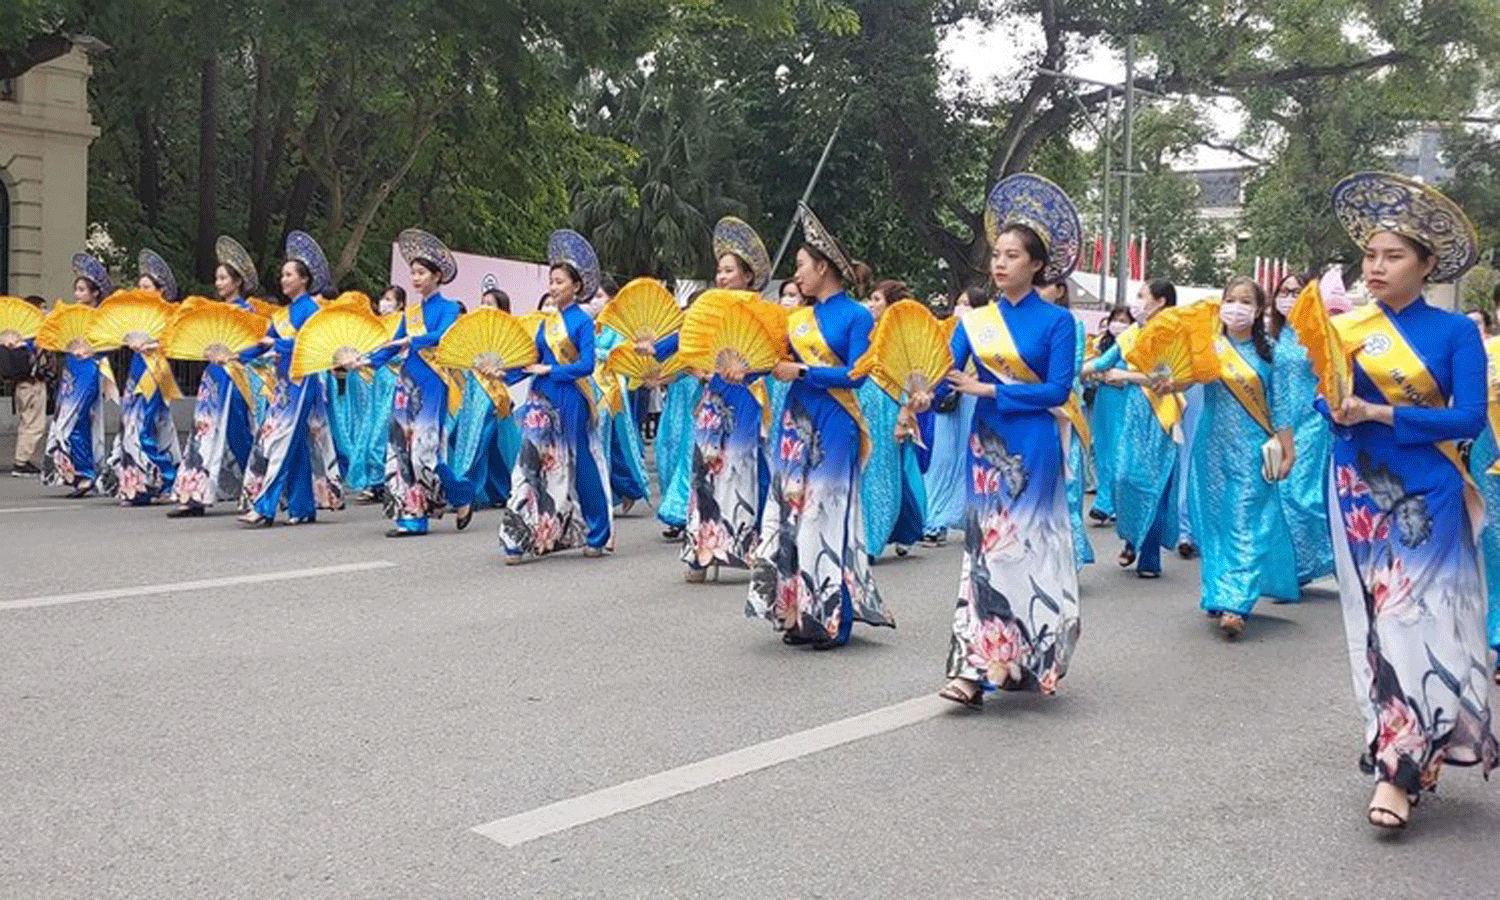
[770,97,852,278]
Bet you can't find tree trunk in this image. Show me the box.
[331,119,439,283]
[284,168,318,238]
[135,107,161,229]
[247,46,276,260]
[195,51,219,283]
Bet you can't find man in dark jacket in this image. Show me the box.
[5,296,52,476]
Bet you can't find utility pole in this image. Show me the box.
[1115,34,1135,308]
[1099,93,1111,308]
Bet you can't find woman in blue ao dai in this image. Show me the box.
[1322,172,1496,830]
[1086,306,1133,524]
[937,185,1082,708]
[499,234,613,562]
[41,263,111,496]
[168,240,266,516]
[104,253,183,505]
[238,237,344,527]
[1268,272,1335,585]
[1180,277,1299,638]
[747,204,890,649]
[344,287,405,503]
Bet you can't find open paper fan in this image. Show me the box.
[288,306,390,380]
[515,312,548,340]
[597,277,683,344]
[322,291,372,313]
[434,307,539,373]
[1123,300,1221,385]
[380,311,404,339]
[36,302,97,352]
[855,300,954,402]
[678,290,784,376]
[603,345,687,388]
[248,297,281,318]
[86,289,176,349]
[0,296,45,343]
[1287,280,1352,408]
[162,301,268,362]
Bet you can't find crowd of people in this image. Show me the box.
[3,169,1496,833]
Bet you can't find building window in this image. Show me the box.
[0,179,8,293]
[0,79,15,102]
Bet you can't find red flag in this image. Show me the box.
[1139,233,1148,280]
[1127,237,1140,281]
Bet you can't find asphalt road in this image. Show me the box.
[1,471,1497,899]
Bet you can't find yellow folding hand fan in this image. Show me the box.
[162,301,268,363]
[597,277,684,344]
[1286,280,1352,409]
[1123,300,1221,385]
[35,302,98,353]
[854,300,954,403]
[380,311,404,340]
[434,307,539,374]
[247,297,281,319]
[86,289,176,349]
[678,290,784,376]
[603,345,687,388]
[288,306,391,380]
[322,291,373,313]
[0,296,45,343]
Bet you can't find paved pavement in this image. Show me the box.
[1,470,1498,899]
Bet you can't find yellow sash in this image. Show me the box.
[1338,305,1483,533]
[1114,322,1185,435]
[1486,335,1500,475]
[136,349,182,402]
[787,306,870,463]
[964,304,1091,450]
[406,300,466,416]
[1212,336,1274,436]
[98,356,119,405]
[542,310,597,425]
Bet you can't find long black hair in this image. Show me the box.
[1223,275,1274,363]
[1097,305,1135,355]
[1266,270,1310,340]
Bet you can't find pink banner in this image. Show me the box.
[389,244,552,312]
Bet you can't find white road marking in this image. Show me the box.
[0,505,79,514]
[472,694,951,847]
[0,561,396,611]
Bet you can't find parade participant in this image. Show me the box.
[1268,270,1335,585]
[937,174,1083,706]
[1084,279,1184,578]
[450,283,520,509]
[40,254,113,496]
[104,250,182,505]
[656,289,704,541]
[920,288,985,546]
[1039,273,1094,569]
[360,229,474,537]
[346,286,404,502]
[592,275,652,516]
[238,231,344,526]
[499,229,612,561]
[747,203,892,648]
[682,217,772,582]
[859,278,927,559]
[1087,305,1133,524]
[166,237,265,516]
[1322,171,1496,829]
[778,278,803,309]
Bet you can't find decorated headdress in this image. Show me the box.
[138,248,178,300]
[284,230,332,295]
[983,173,1082,281]
[398,228,458,285]
[712,216,771,291]
[215,235,260,293]
[795,202,855,284]
[548,228,600,301]
[71,252,113,297]
[1331,171,1478,283]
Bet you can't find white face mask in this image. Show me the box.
[378,298,398,315]
[1274,293,1296,316]
[1219,303,1256,331]
[1107,321,1129,336]
[1127,298,1147,320]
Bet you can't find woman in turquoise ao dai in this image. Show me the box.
[1039,274,1093,569]
[1176,277,1299,638]
[747,203,890,648]
[344,286,404,503]
[1083,279,1184,578]
[167,237,267,517]
[859,280,927,559]
[364,229,475,538]
[937,174,1083,708]
[683,219,773,581]
[104,250,183,505]
[1086,306,1133,524]
[654,368,702,539]
[1470,324,1500,681]
[41,256,112,497]
[499,229,613,562]
[1268,272,1335,585]
[448,289,519,507]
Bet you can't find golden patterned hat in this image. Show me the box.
[548,229,601,300]
[71,252,113,296]
[1331,171,1478,283]
[712,217,771,290]
[284,230,332,294]
[795,202,855,284]
[138,248,178,300]
[398,228,458,285]
[983,173,1082,280]
[215,235,259,293]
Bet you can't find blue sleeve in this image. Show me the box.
[656,333,680,359]
[550,318,596,381]
[409,306,456,352]
[1392,319,1487,444]
[803,305,871,390]
[368,319,408,368]
[1271,349,1296,433]
[992,313,1073,412]
[1086,342,1122,373]
[933,321,973,403]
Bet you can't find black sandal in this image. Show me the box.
[1367,806,1409,830]
[781,633,812,646]
[938,680,983,710]
[455,505,473,531]
[1118,546,1136,568]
